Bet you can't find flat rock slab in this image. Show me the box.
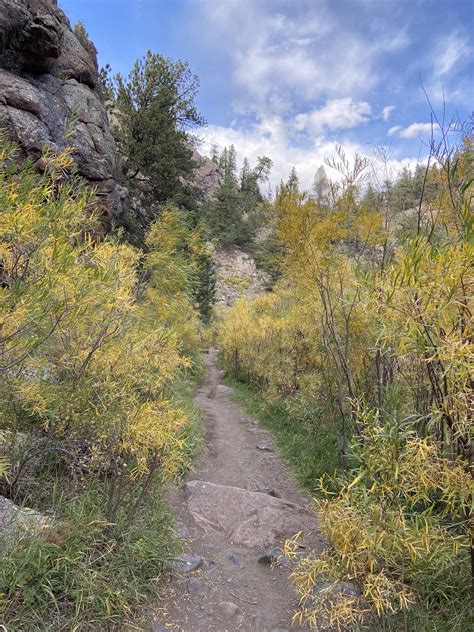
[185,480,315,548]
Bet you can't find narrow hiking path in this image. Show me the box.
[154,348,324,632]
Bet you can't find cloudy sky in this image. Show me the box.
[61,0,473,190]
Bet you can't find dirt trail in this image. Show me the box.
[155,348,323,632]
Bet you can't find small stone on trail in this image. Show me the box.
[228,575,246,588]
[255,479,267,492]
[174,521,189,539]
[258,547,284,565]
[269,488,282,498]
[165,554,203,574]
[216,384,235,397]
[187,577,204,594]
[203,542,217,551]
[217,600,240,618]
[251,615,268,631]
[228,552,241,566]
[256,444,273,452]
[204,564,218,579]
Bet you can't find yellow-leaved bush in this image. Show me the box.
[0,137,202,522]
[219,139,473,628]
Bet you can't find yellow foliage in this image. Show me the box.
[219,138,473,628]
[0,138,203,521]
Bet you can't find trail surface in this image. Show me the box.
[155,348,323,632]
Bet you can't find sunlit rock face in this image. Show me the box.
[0,0,125,228]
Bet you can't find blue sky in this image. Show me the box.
[60,0,473,188]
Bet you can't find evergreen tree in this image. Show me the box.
[210,144,219,163]
[287,167,299,191]
[313,165,330,208]
[112,51,205,242]
[203,149,272,247]
[240,157,251,190]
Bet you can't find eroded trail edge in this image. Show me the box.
[155,348,323,632]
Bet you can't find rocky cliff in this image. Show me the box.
[0,0,124,225]
[191,146,223,201]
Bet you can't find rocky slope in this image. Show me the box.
[214,245,270,307]
[0,0,124,226]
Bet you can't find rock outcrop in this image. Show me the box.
[214,245,270,306]
[191,146,223,201]
[0,0,124,226]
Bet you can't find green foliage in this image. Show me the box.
[72,20,91,51]
[0,483,177,630]
[112,50,205,241]
[203,147,272,247]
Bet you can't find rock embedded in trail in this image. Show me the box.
[215,384,236,397]
[256,444,273,452]
[255,479,267,492]
[217,600,240,619]
[258,547,286,566]
[185,480,315,548]
[164,553,203,574]
[173,520,189,539]
[187,577,204,594]
[228,552,241,566]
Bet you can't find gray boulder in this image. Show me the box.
[316,581,361,600]
[0,495,53,552]
[215,384,236,397]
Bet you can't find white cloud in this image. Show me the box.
[381,105,396,120]
[388,125,402,136]
[388,122,439,138]
[434,30,472,77]
[198,116,422,193]
[294,98,372,135]
[197,0,409,114]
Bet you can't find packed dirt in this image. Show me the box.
[154,348,324,632]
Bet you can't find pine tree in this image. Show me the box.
[287,167,299,191]
[112,51,205,241]
[313,165,330,208]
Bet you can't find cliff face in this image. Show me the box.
[190,147,223,201]
[0,0,124,225]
